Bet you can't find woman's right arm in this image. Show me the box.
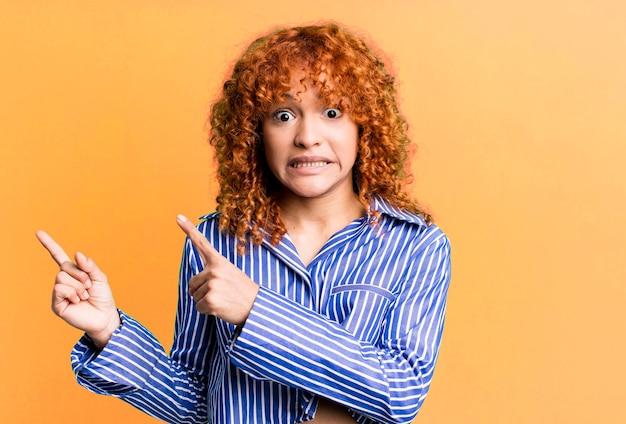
[37,230,212,424]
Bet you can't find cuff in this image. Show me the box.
[71,310,165,396]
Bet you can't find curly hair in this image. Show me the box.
[209,22,431,253]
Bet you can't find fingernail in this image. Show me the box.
[177,214,188,223]
[85,279,92,289]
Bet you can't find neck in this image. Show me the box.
[278,192,365,230]
[277,192,366,266]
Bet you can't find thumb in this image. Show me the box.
[75,252,107,284]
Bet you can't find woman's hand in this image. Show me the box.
[176,214,259,326]
[36,231,120,349]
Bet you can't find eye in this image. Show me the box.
[273,110,295,122]
[324,108,342,119]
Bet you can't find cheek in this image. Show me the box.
[261,123,285,151]
[262,124,293,168]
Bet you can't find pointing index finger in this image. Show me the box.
[176,214,219,263]
[35,230,72,266]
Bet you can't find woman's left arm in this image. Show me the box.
[229,234,451,424]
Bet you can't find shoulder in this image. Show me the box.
[189,212,237,250]
[372,196,450,250]
[191,212,220,237]
[196,211,222,227]
[199,211,220,222]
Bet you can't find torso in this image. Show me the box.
[191,199,442,423]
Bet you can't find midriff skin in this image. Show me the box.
[307,399,355,423]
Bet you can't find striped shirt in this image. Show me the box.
[70,196,451,424]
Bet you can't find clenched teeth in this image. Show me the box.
[291,161,328,168]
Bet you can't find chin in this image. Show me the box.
[282,186,330,199]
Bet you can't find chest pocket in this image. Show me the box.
[326,284,396,343]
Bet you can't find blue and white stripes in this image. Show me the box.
[71,197,451,423]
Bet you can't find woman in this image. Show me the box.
[37,23,451,424]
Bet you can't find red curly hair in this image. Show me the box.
[209,22,431,252]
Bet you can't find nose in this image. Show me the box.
[294,116,321,148]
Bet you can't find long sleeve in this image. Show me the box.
[228,233,451,424]
[70,243,212,424]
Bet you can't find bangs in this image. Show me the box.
[249,27,364,117]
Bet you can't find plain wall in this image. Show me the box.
[1,1,625,423]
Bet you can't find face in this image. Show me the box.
[261,75,359,202]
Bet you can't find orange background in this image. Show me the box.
[1,1,625,423]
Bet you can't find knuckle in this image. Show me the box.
[196,292,217,313]
[56,271,71,285]
[195,299,210,315]
[56,272,84,292]
[59,261,73,272]
[59,261,88,282]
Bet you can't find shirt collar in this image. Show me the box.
[370,195,428,226]
[200,196,427,226]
